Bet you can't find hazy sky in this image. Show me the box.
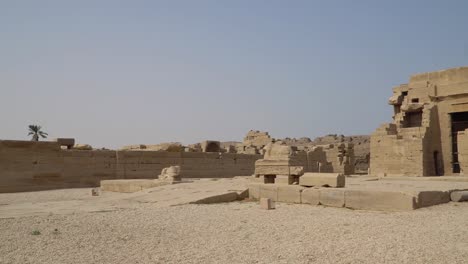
[1,0,467,148]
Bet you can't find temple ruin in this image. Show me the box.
[371,66,468,176]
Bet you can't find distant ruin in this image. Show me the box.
[371,67,468,176]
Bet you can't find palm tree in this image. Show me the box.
[28,125,48,141]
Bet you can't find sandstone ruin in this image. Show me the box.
[371,66,468,176]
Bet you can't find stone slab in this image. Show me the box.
[299,173,345,187]
[301,188,320,205]
[450,191,468,202]
[101,179,170,193]
[277,185,305,203]
[248,183,261,199]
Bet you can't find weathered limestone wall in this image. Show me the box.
[0,140,261,193]
[371,66,468,176]
[458,129,468,175]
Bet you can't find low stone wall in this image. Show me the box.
[0,140,261,193]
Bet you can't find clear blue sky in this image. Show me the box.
[1,0,467,148]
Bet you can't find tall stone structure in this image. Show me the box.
[236,130,273,154]
[371,67,468,176]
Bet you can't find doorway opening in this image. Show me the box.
[451,111,468,173]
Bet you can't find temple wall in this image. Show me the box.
[371,67,468,176]
[458,129,468,175]
[0,140,261,193]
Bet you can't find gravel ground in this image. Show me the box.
[1,201,468,264]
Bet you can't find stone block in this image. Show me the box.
[301,188,320,205]
[319,188,345,207]
[248,183,261,199]
[416,191,450,208]
[450,190,468,202]
[277,185,305,203]
[275,175,293,185]
[101,179,170,193]
[259,184,278,201]
[54,138,75,148]
[260,198,275,210]
[345,190,417,211]
[299,173,345,188]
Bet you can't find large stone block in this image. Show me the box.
[248,183,261,199]
[345,190,417,211]
[450,190,468,202]
[299,173,345,188]
[274,175,293,185]
[416,191,450,208]
[301,188,320,205]
[277,185,305,203]
[319,188,345,207]
[101,179,169,193]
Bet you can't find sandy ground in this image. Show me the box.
[1,186,468,264]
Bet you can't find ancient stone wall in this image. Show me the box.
[371,66,468,176]
[0,140,261,193]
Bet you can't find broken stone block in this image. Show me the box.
[159,165,181,183]
[450,190,468,202]
[277,185,305,203]
[260,198,275,210]
[299,173,345,188]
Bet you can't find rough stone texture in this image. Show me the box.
[282,134,369,173]
[121,142,184,152]
[371,66,468,176]
[299,173,345,187]
[450,190,468,202]
[249,177,468,211]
